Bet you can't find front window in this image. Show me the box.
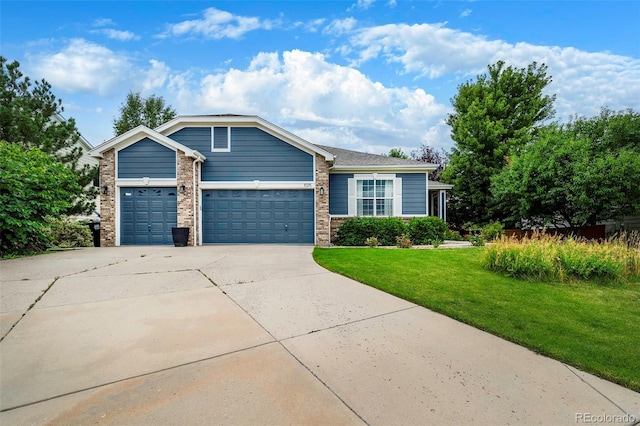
[357,179,393,216]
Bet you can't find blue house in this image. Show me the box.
[89,115,451,246]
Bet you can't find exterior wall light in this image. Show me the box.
[179,184,186,193]
[102,185,108,194]
[319,187,325,196]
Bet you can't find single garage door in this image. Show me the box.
[202,190,314,244]
[120,187,177,245]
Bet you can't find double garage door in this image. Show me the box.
[120,188,314,245]
[202,190,314,244]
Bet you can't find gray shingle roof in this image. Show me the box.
[314,144,438,167]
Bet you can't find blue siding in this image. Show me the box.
[118,138,176,178]
[329,174,352,215]
[398,173,426,215]
[168,127,313,181]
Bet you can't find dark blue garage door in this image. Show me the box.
[120,187,177,245]
[202,190,314,244]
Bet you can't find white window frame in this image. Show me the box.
[211,126,231,152]
[348,173,402,217]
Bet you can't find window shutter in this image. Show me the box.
[348,178,356,216]
[393,178,402,216]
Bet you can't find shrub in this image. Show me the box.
[396,234,412,248]
[484,231,640,282]
[443,229,465,241]
[365,236,379,247]
[481,222,504,242]
[336,217,407,246]
[44,217,93,248]
[407,216,448,245]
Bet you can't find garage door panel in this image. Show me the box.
[120,187,177,245]
[203,189,314,244]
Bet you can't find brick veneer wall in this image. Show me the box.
[176,151,196,246]
[315,153,330,247]
[100,149,116,247]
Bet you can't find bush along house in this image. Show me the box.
[89,115,452,247]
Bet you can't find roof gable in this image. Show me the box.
[155,115,334,161]
[88,125,205,160]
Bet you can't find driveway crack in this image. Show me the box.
[0,277,59,342]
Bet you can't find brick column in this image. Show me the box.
[315,153,330,247]
[176,151,196,246]
[100,149,116,247]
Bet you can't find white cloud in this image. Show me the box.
[323,18,358,35]
[350,0,375,11]
[28,39,173,97]
[295,18,326,33]
[29,39,132,95]
[170,49,452,153]
[162,7,276,39]
[346,23,640,119]
[459,9,472,18]
[93,18,115,27]
[91,28,140,41]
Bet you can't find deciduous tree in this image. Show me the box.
[411,144,449,182]
[491,109,640,230]
[443,60,556,225]
[113,91,177,136]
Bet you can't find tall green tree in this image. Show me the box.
[443,60,556,225]
[491,109,640,230]
[113,91,177,136]
[0,141,82,254]
[388,148,409,159]
[0,57,97,215]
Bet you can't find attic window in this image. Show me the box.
[211,127,231,152]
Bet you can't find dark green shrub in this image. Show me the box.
[444,228,465,241]
[336,217,407,246]
[407,217,448,245]
[481,222,504,242]
[44,217,93,248]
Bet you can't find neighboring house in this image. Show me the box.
[54,113,100,220]
[88,115,452,247]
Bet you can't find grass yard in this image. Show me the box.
[313,247,640,392]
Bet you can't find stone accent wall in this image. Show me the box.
[176,151,196,246]
[99,149,116,247]
[315,153,330,247]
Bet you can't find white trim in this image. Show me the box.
[331,165,436,172]
[349,173,399,217]
[211,126,231,153]
[393,178,402,216]
[115,187,120,246]
[116,178,177,187]
[425,174,430,217]
[199,181,315,190]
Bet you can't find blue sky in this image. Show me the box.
[2,1,639,155]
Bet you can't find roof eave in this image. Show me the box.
[330,164,438,172]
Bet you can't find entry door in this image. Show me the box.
[120,187,177,245]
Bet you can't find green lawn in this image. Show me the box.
[313,247,640,392]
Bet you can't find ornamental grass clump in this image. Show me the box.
[484,231,640,283]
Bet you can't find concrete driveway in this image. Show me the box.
[1,246,638,425]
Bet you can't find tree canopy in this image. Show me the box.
[0,56,97,215]
[411,144,448,182]
[388,148,409,159]
[443,60,556,225]
[113,91,177,136]
[0,141,82,254]
[491,108,640,230]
